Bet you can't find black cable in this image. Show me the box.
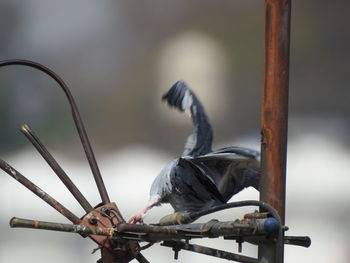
[184,200,281,224]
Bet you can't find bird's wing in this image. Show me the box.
[190,150,260,202]
[192,153,259,170]
[162,81,213,157]
[168,158,225,212]
[208,146,260,160]
[179,158,225,202]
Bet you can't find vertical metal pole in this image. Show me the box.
[259,0,291,262]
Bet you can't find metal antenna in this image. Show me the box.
[0,159,80,224]
[0,59,110,204]
[0,59,144,262]
[20,124,94,213]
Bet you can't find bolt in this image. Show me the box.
[236,239,243,253]
[89,216,98,225]
[173,247,180,260]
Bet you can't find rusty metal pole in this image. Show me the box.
[259,0,291,262]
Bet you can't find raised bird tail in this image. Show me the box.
[162,81,213,157]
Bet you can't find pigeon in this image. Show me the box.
[128,81,260,224]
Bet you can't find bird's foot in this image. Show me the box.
[127,212,145,224]
[128,197,160,224]
[158,211,192,225]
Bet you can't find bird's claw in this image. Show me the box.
[127,213,144,224]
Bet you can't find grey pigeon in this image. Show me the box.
[128,81,260,224]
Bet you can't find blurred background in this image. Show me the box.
[0,0,349,262]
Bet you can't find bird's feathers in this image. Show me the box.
[178,158,226,203]
[168,158,225,212]
[162,81,193,114]
[208,146,260,160]
[151,80,260,214]
[162,81,213,157]
[190,154,260,202]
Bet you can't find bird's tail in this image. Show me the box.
[162,81,213,157]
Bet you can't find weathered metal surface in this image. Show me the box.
[10,214,310,263]
[20,124,94,213]
[9,216,276,241]
[243,212,270,220]
[10,217,113,236]
[113,218,277,243]
[10,203,141,262]
[10,216,310,246]
[0,159,80,224]
[80,203,123,249]
[0,59,111,205]
[260,0,291,225]
[80,202,140,263]
[259,0,291,262]
[161,241,258,263]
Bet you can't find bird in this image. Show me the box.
[128,81,260,224]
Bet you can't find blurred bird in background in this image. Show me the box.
[128,81,260,224]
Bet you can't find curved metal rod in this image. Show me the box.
[0,59,110,204]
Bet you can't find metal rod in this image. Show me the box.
[161,241,258,263]
[10,216,310,247]
[259,0,291,262]
[10,217,113,236]
[284,236,311,248]
[0,59,111,204]
[20,124,94,213]
[8,216,276,242]
[134,253,150,263]
[8,217,258,263]
[116,218,278,243]
[0,159,80,224]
